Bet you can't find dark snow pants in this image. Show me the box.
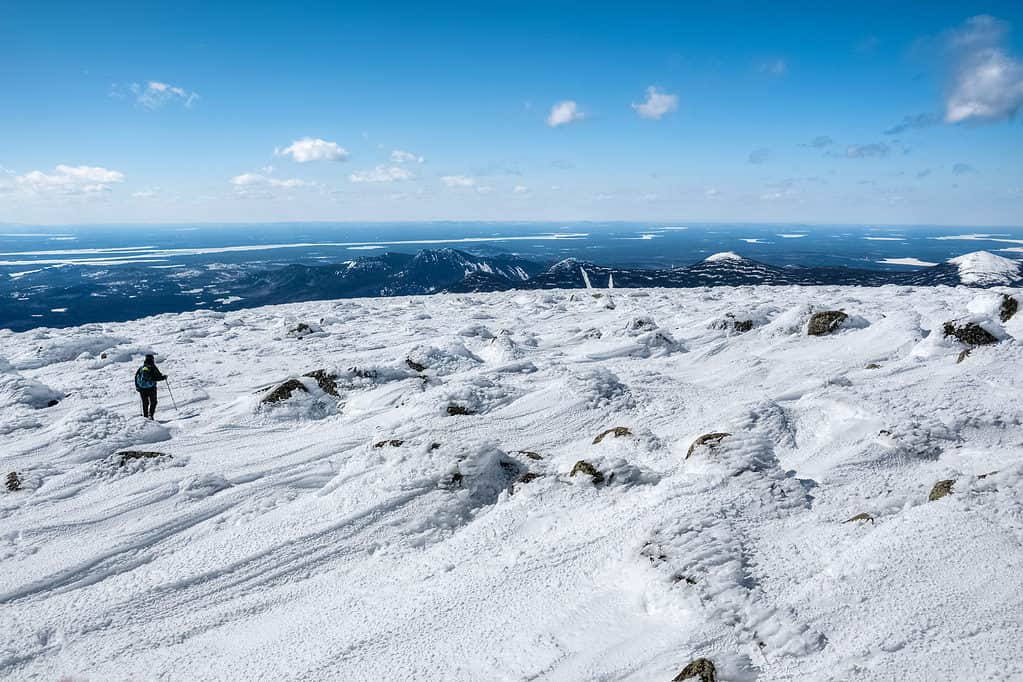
[139,388,158,419]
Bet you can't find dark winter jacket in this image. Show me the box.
[134,363,167,391]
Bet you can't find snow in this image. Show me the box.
[2,285,1023,680]
[948,251,1022,285]
[877,257,938,267]
[704,251,744,262]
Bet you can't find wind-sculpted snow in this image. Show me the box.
[1,284,1023,680]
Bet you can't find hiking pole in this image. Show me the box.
[165,379,179,411]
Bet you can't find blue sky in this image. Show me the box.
[1,0,1022,225]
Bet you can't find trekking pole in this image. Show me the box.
[165,379,179,411]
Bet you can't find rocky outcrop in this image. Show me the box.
[807,311,848,336]
[406,357,426,372]
[446,404,475,416]
[592,426,631,444]
[672,658,716,682]
[1000,294,1019,322]
[844,512,875,524]
[303,369,339,397]
[373,439,404,448]
[6,472,21,491]
[118,451,170,466]
[261,379,308,404]
[685,432,731,459]
[943,321,997,346]
[928,479,954,502]
[569,460,604,484]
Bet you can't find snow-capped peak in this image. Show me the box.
[947,251,1022,285]
[704,251,744,262]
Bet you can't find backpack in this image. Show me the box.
[135,365,157,390]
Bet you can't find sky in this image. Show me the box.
[1,0,1022,226]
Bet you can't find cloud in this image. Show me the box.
[884,112,941,135]
[551,159,575,169]
[747,148,772,164]
[758,58,788,76]
[390,149,424,164]
[834,143,890,158]
[276,138,348,163]
[809,135,833,148]
[230,173,312,197]
[349,165,414,183]
[547,100,584,127]
[631,86,679,120]
[513,185,530,194]
[945,15,1023,124]
[15,165,125,195]
[131,188,160,198]
[916,168,932,178]
[130,81,199,109]
[441,175,476,188]
[952,162,977,175]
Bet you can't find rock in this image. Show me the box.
[685,432,731,459]
[406,358,426,372]
[957,348,972,364]
[711,314,753,333]
[928,479,955,502]
[46,399,60,407]
[428,442,442,452]
[569,460,604,484]
[517,450,543,460]
[1001,294,1019,323]
[672,574,697,585]
[517,472,540,484]
[118,451,170,466]
[261,379,308,404]
[593,426,632,444]
[6,472,21,491]
[865,362,881,369]
[629,316,657,332]
[943,321,997,346]
[288,323,313,338]
[844,512,875,524]
[373,439,404,448]
[446,404,475,416]
[978,470,998,479]
[100,352,108,359]
[673,658,716,682]
[807,310,848,336]
[303,369,339,396]
[350,367,378,379]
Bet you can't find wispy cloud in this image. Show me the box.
[831,143,890,159]
[631,86,679,120]
[808,135,833,148]
[758,58,788,76]
[747,148,772,164]
[441,175,476,188]
[952,162,977,175]
[276,138,348,163]
[547,100,584,127]
[945,15,1023,124]
[129,81,199,109]
[390,149,424,164]
[883,112,940,135]
[15,165,125,195]
[230,172,312,198]
[349,165,414,183]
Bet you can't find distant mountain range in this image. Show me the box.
[2,248,1020,331]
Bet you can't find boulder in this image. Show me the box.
[6,472,21,491]
[118,451,170,466]
[303,369,339,396]
[843,512,875,524]
[406,358,426,372]
[685,432,731,459]
[1000,294,1019,323]
[807,311,848,336]
[569,460,604,484]
[943,321,997,346]
[373,439,404,448]
[592,426,632,444]
[672,658,716,682]
[261,379,308,404]
[865,362,881,370]
[928,479,955,502]
[517,472,540,484]
[517,450,543,460]
[288,323,313,338]
[446,404,475,416]
[956,349,972,364]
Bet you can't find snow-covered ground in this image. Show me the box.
[2,283,1022,680]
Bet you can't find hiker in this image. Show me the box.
[134,354,167,419]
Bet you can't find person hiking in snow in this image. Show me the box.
[134,354,167,419]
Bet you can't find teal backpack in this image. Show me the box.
[135,365,157,390]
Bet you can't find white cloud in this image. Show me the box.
[276,137,349,163]
[441,175,476,188]
[131,188,160,199]
[15,165,125,195]
[945,15,1023,124]
[632,86,679,119]
[513,185,530,195]
[229,173,312,198]
[130,81,199,109]
[349,165,414,183]
[390,149,424,164]
[547,100,584,127]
